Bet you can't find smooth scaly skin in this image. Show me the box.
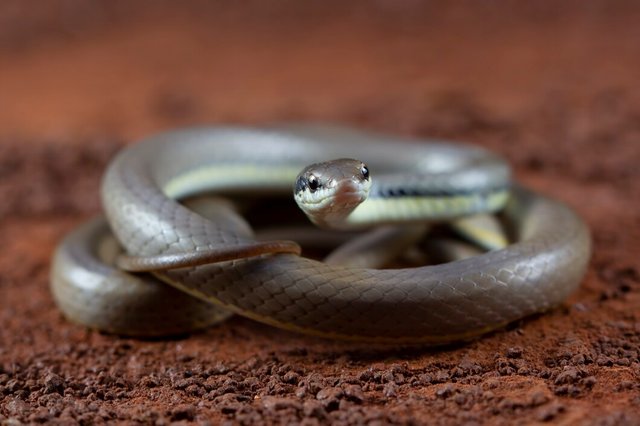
[50,125,591,343]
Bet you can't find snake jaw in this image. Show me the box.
[333,178,368,207]
[316,177,370,228]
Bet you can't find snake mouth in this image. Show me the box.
[333,179,367,207]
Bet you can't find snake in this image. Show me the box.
[50,125,591,344]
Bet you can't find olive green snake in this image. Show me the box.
[50,125,591,344]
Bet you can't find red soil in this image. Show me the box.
[1,2,638,424]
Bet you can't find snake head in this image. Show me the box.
[293,158,371,229]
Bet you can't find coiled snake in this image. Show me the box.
[51,125,590,344]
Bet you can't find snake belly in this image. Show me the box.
[51,125,591,343]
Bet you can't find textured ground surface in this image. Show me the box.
[1,1,639,424]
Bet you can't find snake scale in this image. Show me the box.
[51,125,591,344]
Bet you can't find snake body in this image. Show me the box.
[51,125,591,343]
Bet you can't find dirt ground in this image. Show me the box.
[1,1,639,424]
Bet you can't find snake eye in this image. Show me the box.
[307,174,320,192]
[361,164,370,180]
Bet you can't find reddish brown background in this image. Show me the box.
[1,1,639,424]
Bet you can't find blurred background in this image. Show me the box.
[1,0,638,141]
